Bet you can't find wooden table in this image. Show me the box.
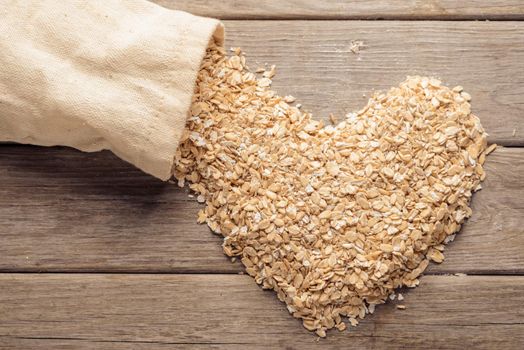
[1,1,524,349]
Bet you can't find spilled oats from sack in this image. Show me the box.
[173,41,493,337]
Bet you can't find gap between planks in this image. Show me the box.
[0,271,521,277]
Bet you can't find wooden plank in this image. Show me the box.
[152,0,524,20]
[1,21,523,146]
[221,21,524,146]
[0,146,522,274]
[0,146,235,273]
[0,339,218,350]
[0,274,522,349]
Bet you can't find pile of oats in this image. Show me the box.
[173,42,493,337]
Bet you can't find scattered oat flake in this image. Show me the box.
[284,95,296,103]
[263,65,276,79]
[258,77,272,87]
[349,40,365,54]
[397,305,406,310]
[485,143,497,155]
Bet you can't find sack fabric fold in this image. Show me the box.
[0,0,224,180]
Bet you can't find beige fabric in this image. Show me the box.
[0,0,224,180]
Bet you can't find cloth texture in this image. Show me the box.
[0,0,224,180]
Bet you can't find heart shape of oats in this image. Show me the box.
[174,42,492,337]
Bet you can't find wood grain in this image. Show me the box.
[0,146,522,274]
[0,274,522,349]
[221,21,524,146]
[2,21,522,146]
[152,0,524,20]
[1,7,523,348]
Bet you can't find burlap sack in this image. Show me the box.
[0,0,224,180]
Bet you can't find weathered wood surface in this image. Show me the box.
[0,146,522,274]
[2,21,523,146]
[153,0,524,20]
[1,8,524,349]
[0,274,522,349]
[221,21,524,146]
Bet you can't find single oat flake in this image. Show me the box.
[173,41,492,337]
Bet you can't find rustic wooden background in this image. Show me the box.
[1,1,524,349]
